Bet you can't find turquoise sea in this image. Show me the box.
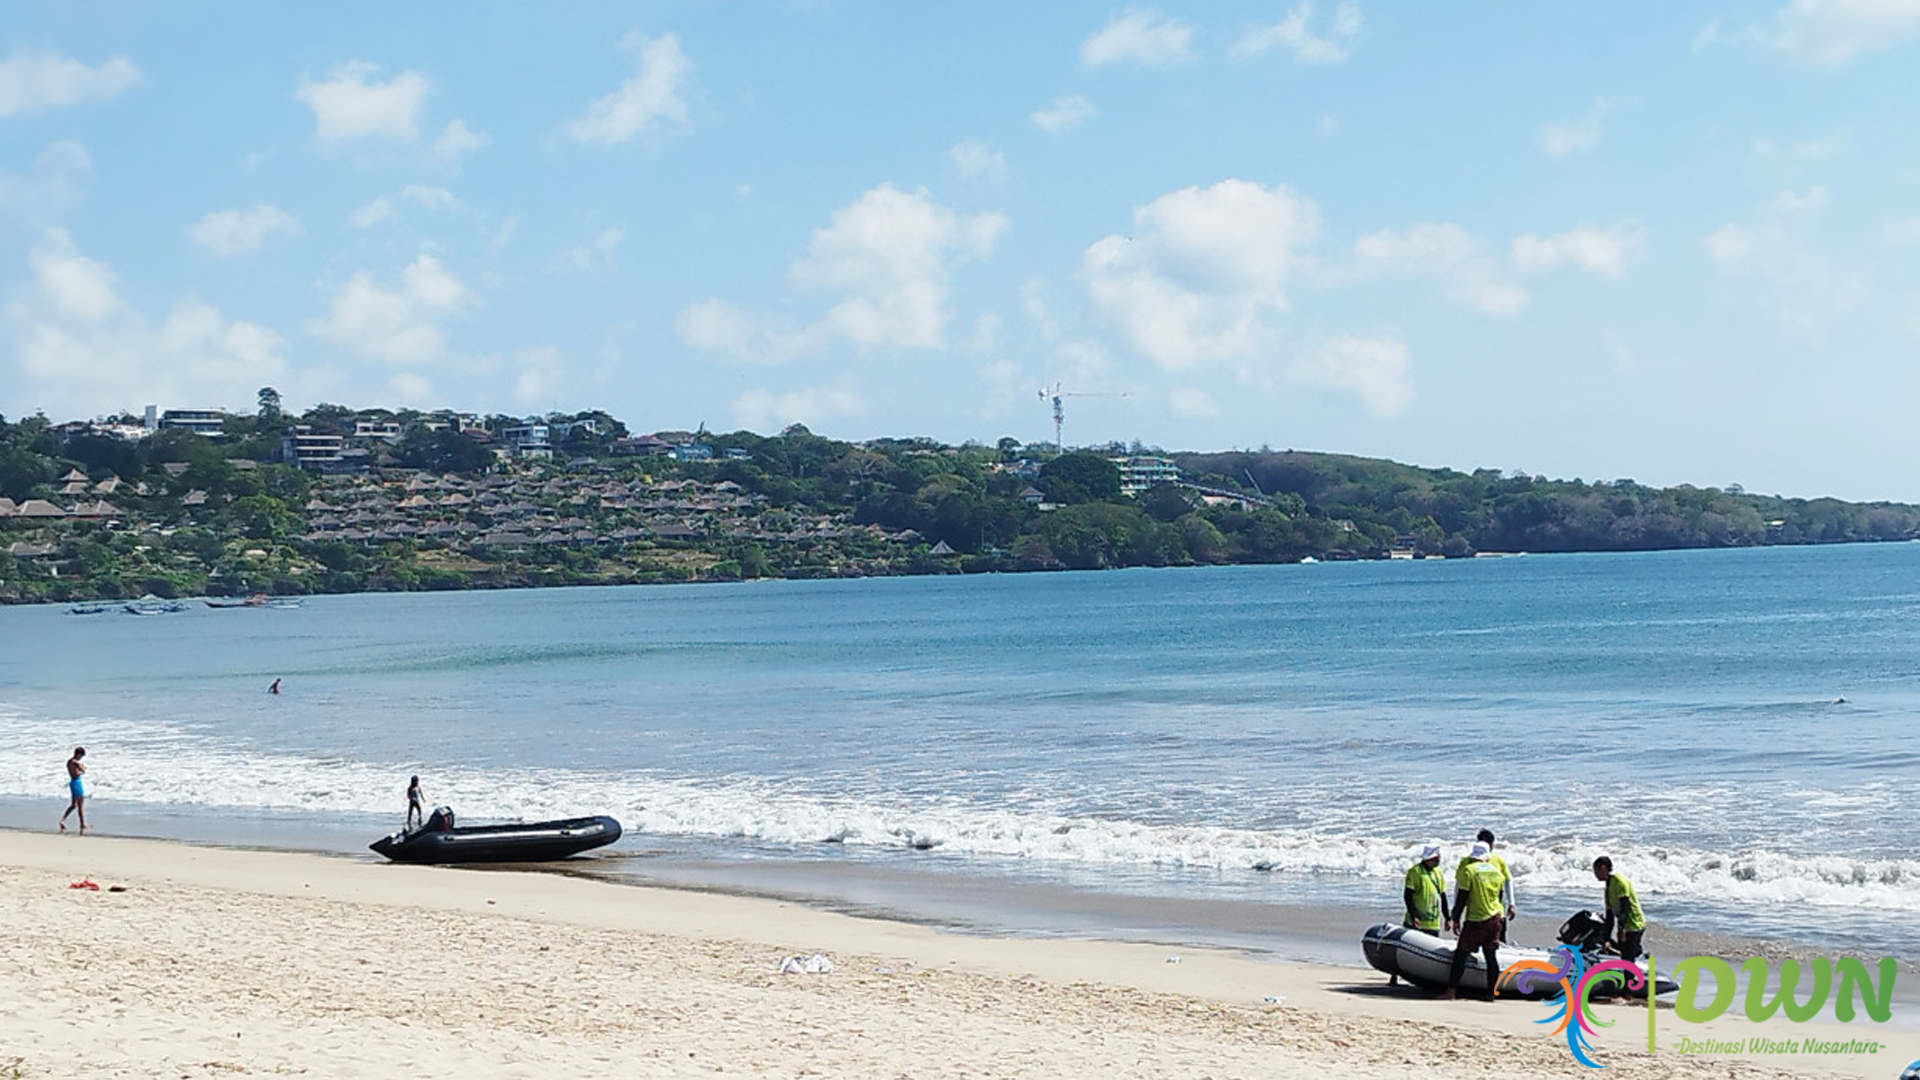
[2,544,1917,960]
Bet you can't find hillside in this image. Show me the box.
[2,407,1915,604]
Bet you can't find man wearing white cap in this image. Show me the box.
[1394,843,1447,987]
[1445,841,1507,1000]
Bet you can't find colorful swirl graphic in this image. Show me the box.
[1498,948,1648,1068]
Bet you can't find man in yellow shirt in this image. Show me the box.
[1592,855,1646,961]
[1403,843,1446,934]
[1456,829,1514,937]
[1394,842,1447,987]
[1446,842,1507,999]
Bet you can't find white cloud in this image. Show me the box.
[675,298,772,358]
[567,31,691,145]
[1771,185,1830,215]
[387,371,434,405]
[1349,223,1528,315]
[512,346,564,405]
[552,228,625,274]
[1705,189,1869,332]
[1540,97,1616,157]
[29,228,118,321]
[1511,222,1647,279]
[948,139,1007,183]
[1766,0,1920,65]
[1083,179,1319,370]
[1031,94,1097,134]
[1081,10,1196,67]
[790,185,1008,348]
[1751,127,1851,159]
[1233,2,1363,63]
[349,197,397,229]
[968,312,1002,353]
[0,50,142,117]
[432,119,490,160]
[1884,216,1920,245]
[1288,335,1412,418]
[308,254,475,364]
[348,185,461,229]
[0,140,91,224]
[296,62,429,144]
[400,184,459,211]
[1168,387,1219,417]
[188,204,300,258]
[488,215,520,252]
[679,184,1008,361]
[732,383,867,432]
[8,230,286,417]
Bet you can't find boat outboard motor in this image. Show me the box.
[424,806,455,832]
[1558,909,1611,952]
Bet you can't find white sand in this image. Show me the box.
[0,830,1908,1079]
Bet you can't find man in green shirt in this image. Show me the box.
[1393,842,1447,987]
[1446,842,1507,999]
[1592,855,1645,961]
[1404,842,1447,934]
[1456,829,1515,937]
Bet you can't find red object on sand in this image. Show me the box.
[69,878,99,890]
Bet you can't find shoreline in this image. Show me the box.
[6,802,1890,981]
[3,828,1912,1078]
[5,538,1914,607]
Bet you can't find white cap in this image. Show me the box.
[1420,842,1442,860]
[1469,841,1491,860]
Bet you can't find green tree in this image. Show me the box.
[1040,452,1121,504]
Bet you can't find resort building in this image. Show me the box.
[499,421,553,459]
[1109,455,1181,497]
[159,409,228,437]
[283,427,347,471]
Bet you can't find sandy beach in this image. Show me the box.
[0,830,1908,1080]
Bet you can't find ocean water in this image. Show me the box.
[2,544,1917,958]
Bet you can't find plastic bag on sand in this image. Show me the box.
[778,954,834,975]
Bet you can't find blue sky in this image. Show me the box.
[3,2,1919,499]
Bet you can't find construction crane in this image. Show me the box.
[1038,382,1129,451]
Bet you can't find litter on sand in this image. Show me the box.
[778,954,834,975]
[68,878,99,891]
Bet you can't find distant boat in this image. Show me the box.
[1298,556,1318,564]
[204,593,271,609]
[265,597,305,609]
[67,604,114,615]
[124,599,187,615]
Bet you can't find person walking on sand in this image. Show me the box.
[1445,842,1507,1000]
[58,747,88,833]
[406,775,425,830]
[1592,856,1646,962]
[269,678,281,695]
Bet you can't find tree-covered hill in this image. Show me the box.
[3,404,1916,605]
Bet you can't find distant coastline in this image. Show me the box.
[5,404,1917,605]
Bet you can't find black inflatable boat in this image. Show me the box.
[370,807,622,863]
